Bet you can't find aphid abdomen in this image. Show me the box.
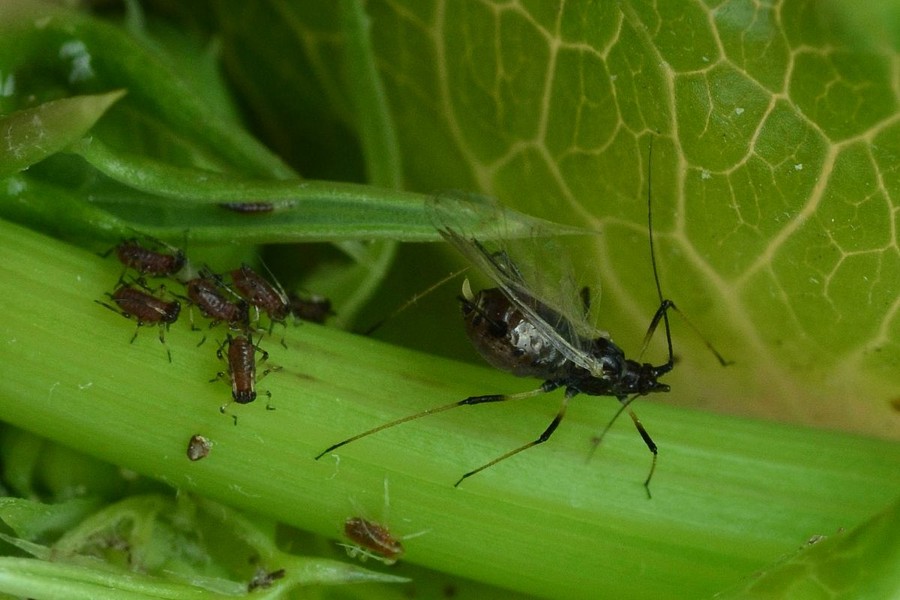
[110,286,181,324]
[230,264,290,321]
[228,335,257,404]
[115,239,186,277]
[187,277,248,327]
[344,517,404,562]
[462,288,569,379]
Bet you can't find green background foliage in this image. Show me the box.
[0,1,898,598]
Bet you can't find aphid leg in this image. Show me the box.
[254,340,282,385]
[217,396,240,424]
[256,335,279,411]
[157,323,173,363]
[278,323,288,349]
[453,384,573,488]
[627,408,658,499]
[640,298,730,368]
[587,394,657,499]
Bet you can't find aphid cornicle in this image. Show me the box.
[317,146,728,497]
[97,283,181,361]
[110,238,186,277]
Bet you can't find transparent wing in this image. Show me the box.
[427,191,608,375]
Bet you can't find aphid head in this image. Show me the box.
[637,362,672,395]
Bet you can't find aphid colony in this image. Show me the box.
[97,236,330,415]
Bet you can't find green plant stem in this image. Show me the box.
[0,217,898,600]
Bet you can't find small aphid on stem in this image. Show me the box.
[342,517,404,565]
[230,263,291,325]
[288,293,333,324]
[211,334,279,415]
[219,201,275,214]
[97,283,181,362]
[185,274,249,331]
[108,238,186,277]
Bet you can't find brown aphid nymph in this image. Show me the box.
[343,517,404,564]
[211,334,278,415]
[230,264,290,323]
[186,276,249,329]
[98,284,181,361]
[288,293,333,324]
[113,238,186,277]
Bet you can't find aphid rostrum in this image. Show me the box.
[97,282,181,362]
[211,334,278,414]
[108,238,186,277]
[317,151,727,496]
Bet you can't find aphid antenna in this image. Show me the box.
[258,258,290,302]
[637,137,731,368]
[361,266,470,335]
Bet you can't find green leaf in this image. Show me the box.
[0,91,125,177]
[716,495,900,599]
[1,196,900,600]
[340,0,900,438]
[1,1,899,599]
